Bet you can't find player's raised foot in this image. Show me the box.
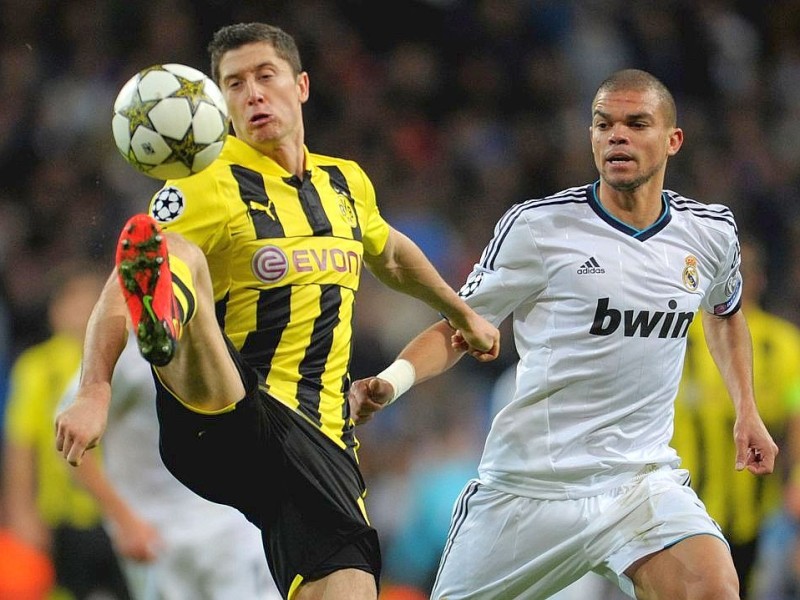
[116,214,180,366]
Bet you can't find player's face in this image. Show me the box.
[217,41,309,151]
[590,88,683,192]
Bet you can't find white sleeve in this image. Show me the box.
[458,207,546,326]
[702,230,742,316]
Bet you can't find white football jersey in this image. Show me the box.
[461,182,742,499]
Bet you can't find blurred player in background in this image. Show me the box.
[54,21,498,600]
[672,234,800,598]
[60,333,281,600]
[751,395,800,599]
[350,69,777,600]
[2,268,130,600]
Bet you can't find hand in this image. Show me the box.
[448,312,500,362]
[348,377,395,425]
[450,325,500,363]
[111,513,163,563]
[733,413,779,475]
[55,385,110,467]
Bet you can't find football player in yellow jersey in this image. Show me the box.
[672,235,800,598]
[54,22,500,600]
[3,268,131,599]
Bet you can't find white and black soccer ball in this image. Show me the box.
[112,63,229,180]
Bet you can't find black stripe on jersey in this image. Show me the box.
[296,284,342,426]
[480,186,590,271]
[285,172,333,236]
[171,270,195,323]
[665,191,738,230]
[239,286,292,376]
[320,165,363,242]
[231,165,286,238]
[214,292,229,329]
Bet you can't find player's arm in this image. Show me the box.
[55,270,129,466]
[71,454,161,562]
[701,309,778,474]
[363,226,499,361]
[349,318,465,425]
[1,440,51,552]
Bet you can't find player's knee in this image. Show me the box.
[694,569,739,600]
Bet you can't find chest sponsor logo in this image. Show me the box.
[252,246,289,283]
[252,245,363,284]
[590,297,694,338]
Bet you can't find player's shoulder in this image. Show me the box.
[309,151,368,179]
[498,184,592,228]
[308,151,374,200]
[664,189,737,234]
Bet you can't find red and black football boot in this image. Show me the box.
[116,214,181,366]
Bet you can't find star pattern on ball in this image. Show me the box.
[172,76,208,112]
[121,87,160,138]
[165,129,205,168]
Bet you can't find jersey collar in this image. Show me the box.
[588,180,671,241]
[220,136,314,178]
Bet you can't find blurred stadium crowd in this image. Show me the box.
[2,0,800,598]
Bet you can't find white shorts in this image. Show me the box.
[119,517,280,600]
[431,467,728,599]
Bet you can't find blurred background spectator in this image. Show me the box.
[2,1,800,598]
[2,267,130,600]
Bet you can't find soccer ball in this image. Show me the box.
[112,63,229,180]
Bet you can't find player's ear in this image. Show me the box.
[667,127,683,156]
[297,71,310,104]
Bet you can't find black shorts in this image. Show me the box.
[152,344,381,598]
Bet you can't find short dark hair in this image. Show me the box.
[208,22,303,83]
[593,69,677,126]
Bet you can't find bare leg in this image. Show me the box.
[626,534,739,600]
[153,232,245,412]
[294,569,377,600]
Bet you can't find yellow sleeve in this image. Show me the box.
[351,164,390,257]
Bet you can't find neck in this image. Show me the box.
[596,179,664,230]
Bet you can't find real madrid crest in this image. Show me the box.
[682,255,699,291]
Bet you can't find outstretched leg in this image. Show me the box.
[116,214,245,412]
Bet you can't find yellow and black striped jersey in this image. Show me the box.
[5,334,103,527]
[148,135,390,452]
[672,305,800,544]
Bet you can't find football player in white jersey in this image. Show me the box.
[349,69,778,600]
[59,334,280,600]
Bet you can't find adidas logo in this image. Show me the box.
[577,257,605,274]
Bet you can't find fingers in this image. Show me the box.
[737,445,777,475]
[452,331,500,361]
[55,423,91,467]
[349,378,390,425]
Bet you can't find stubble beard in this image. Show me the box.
[602,158,665,193]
